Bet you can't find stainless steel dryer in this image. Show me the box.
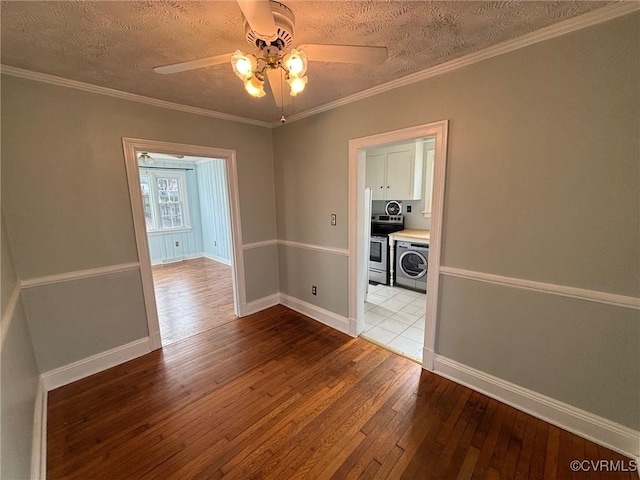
[395,241,429,292]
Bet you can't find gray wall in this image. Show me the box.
[1,213,40,479]
[1,76,279,371]
[273,13,639,429]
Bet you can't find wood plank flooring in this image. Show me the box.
[153,258,235,346]
[47,306,634,479]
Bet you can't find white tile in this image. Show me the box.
[363,326,397,344]
[394,291,419,303]
[387,336,423,357]
[379,298,409,312]
[364,310,387,326]
[413,348,424,361]
[402,325,425,343]
[413,316,425,328]
[401,303,425,316]
[391,311,421,325]
[377,318,410,335]
[370,305,395,318]
[389,286,408,295]
[410,295,428,306]
[376,287,399,299]
[366,294,388,305]
[364,301,375,312]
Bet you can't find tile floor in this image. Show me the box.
[361,283,426,362]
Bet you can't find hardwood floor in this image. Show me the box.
[47,306,634,479]
[152,258,235,346]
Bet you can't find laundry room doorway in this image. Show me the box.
[348,121,449,370]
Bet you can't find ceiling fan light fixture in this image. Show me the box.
[231,50,257,80]
[138,152,155,166]
[287,74,307,96]
[283,48,307,76]
[244,75,266,98]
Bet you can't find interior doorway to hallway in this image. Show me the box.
[137,152,235,346]
[122,138,246,351]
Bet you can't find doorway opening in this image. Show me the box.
[361,138,435,362]
[138,153,235,346]
[122,139,246,350]
[348,121,448,370]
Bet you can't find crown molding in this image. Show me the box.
[1,2,636,130]
[0,65,272,129]
[276,2,640,127]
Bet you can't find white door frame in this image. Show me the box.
[348,120,449,370]
[122,138,246,350]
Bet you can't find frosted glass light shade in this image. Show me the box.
[231,50,257,80]
[244,75,266,97]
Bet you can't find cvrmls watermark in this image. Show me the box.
[570,459,637,472]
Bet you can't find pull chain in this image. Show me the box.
[280,69,286,124]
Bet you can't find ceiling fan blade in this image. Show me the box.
[300,44,387,65]
[237,0,278,41]
[266,68,292,107]
[153,53,232,74]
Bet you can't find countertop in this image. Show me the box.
[389,229,430,244]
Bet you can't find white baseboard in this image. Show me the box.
[203,253,231,266]
[150,252,207,266]
[279,293,350,335]
[238,293,280,317]
[433,355,640,460]
[41,337,153,391]
[31,378,47,480]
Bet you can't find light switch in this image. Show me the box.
[331,214,337,226]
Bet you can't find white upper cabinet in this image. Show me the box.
[366,153,387,200]
[365,144,423,201]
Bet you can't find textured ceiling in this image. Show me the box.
[1,1,611,123]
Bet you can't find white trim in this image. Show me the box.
[433,355,640,460]
[277,239,349,257]
[238,293,281,317]
[0,65,271,128]
[1,282,21,347]
[1,4,635,131]
[280,293,351,335]
[150,252,205,266]
[203,253,232,266]
[440,266,640,311]
[147,227,193,237]
[278,3,640,126]
[348,120,449,371]
[122,138,246,348]
[141,168,192,233]
[30,378,46,480]
[41,337,153,391]
[21,263,140,289]
[242,239,278,250]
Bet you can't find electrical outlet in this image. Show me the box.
[406,205,412,213]
[331,214,337,226]
[175,241,180,247]
[312,285,317,295]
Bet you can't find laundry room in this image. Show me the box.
[362,137,435,363]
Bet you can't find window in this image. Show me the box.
[139,169,190,232]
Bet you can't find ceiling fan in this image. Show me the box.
[153,0,387,114]
[137,152,185,166]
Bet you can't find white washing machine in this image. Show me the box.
[395,241,429,293]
